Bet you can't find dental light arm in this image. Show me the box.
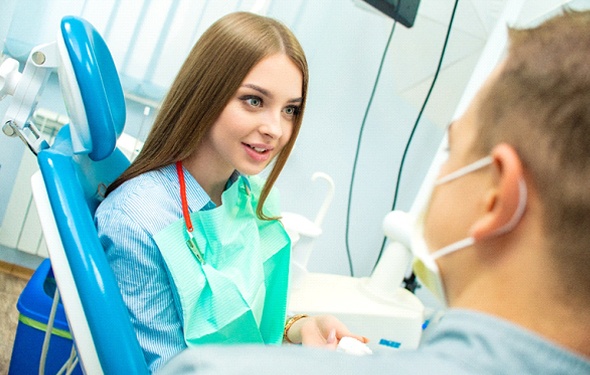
[0,20,101,159]
[0,42,60,154]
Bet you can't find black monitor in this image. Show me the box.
[362,0,421,28]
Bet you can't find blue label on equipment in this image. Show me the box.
[378,338,401,348]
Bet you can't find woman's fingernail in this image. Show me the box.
[327,329,336,344]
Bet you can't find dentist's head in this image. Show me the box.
[415,11,590,337]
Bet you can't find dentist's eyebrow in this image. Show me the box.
[446,121,455,146]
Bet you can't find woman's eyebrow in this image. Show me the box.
[241,83,303,104]
[242,83,271,98]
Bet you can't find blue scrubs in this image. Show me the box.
[156,309,590,375]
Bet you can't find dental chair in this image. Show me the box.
[1,16,148,374]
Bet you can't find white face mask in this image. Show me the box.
[410,155,527,306]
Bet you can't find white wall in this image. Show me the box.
[277,0,501,276]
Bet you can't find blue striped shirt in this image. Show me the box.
[94,164,236,372]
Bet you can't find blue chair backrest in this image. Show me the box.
[36,16,148,374]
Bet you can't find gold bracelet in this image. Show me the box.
[283,314,308,344]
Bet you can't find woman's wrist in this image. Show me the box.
[283,314,308,344]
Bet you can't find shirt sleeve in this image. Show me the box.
[96,204,187,372]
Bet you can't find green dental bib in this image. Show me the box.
[154,175,290,346]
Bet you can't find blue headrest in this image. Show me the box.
[58,16,126,161]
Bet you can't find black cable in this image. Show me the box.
[344,20,397,277]
[372,0,461,274]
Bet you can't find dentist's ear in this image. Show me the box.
[471,143,526,241]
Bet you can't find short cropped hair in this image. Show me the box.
[474,10,590,295]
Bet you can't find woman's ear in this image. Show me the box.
[471,143,525,241]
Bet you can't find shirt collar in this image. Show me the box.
[166,164,245,212]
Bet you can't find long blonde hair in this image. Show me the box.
[108,12,308,220]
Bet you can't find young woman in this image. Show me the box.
[95,11,363,372]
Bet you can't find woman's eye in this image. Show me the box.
[284,106,299,116]
[245,97,262,107]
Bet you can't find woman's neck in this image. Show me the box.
[181,154,233,206]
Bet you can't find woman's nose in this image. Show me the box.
[259,111,283,139]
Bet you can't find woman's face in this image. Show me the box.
[200,53,303,177]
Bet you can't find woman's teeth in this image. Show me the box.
[249,145,267,153]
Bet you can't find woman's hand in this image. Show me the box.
[285,314,368,349]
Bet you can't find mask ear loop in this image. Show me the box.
[436,156,494,185]
[431,163,528,261]
[429,156,495,260]
[492,178,527,236]
[431,238,475,260]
